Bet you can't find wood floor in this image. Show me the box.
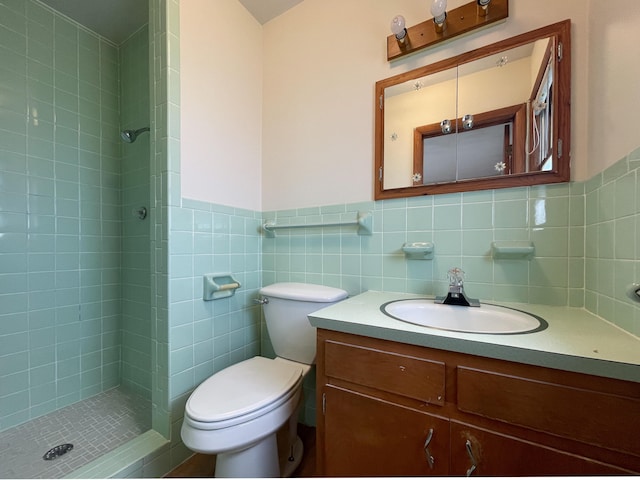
[166,424,316,477]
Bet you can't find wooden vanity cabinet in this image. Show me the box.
[323,386,450,476]
[316,329,640,476]
[449,420,630,476]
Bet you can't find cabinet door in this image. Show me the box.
[322,385,449,476]
[450,420,635,476]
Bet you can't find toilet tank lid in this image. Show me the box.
[259,283,348,302]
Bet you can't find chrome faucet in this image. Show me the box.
[435,267,480,307]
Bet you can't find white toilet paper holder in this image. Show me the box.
[203,273,241,300]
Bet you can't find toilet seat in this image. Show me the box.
[185,356,303,430]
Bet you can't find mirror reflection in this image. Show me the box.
[375,21,570,199]
[415,104,525,184]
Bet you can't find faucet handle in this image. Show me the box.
[447,267,465,286]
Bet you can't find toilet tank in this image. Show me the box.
[259,283,348,365]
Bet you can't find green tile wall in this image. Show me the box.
[120,25,152,400]
[0,0,154,434]
[166,200,263,450]
[263,183,583,306]
[261,157,638,341]
[0,0,122,431]
[149,0,172,445]
[585,148,640,336]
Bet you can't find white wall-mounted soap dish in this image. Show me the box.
[491,241,535,260]
[402,242,434,260]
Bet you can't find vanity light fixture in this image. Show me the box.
[386,0,509,61]
[440,119,452,134]
[462,114,474,130]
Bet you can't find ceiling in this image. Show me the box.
[238,0,303,25]
[39,0,303,44]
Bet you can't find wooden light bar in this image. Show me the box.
[387,0,509,61]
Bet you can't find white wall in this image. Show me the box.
[261,0,589,211]
[587,0,640,177]
[179,0,640,211]
[179,0,263,210]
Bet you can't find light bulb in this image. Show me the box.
[390,15,407,40]
[477,0,490,16]
[430,0,447,24]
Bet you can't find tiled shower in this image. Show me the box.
[0,0,151,476]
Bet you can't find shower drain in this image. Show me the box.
[43,443,74,460]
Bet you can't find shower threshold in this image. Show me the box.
[0,387,151,479]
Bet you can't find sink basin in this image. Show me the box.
[381,299,547,334]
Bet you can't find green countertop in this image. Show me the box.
[308,291,640,383]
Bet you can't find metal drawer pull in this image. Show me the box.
[465,439,477,476]
[423,428,435,468]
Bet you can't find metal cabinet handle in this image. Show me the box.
[423,428,435,469]
[465,439,477,476]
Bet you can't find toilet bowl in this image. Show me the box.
[180,283,348,477]
[181,357,307,477]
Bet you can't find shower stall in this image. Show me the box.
[0,0,153,477]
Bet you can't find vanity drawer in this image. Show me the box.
[324,340,445,405]
[457,366,640,456]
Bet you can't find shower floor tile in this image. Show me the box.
[0,387,151,479]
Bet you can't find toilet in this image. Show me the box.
[181,282,348,478]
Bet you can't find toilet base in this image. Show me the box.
[213,434,304,478]
[281,435,304,477]
[215,433,279,477]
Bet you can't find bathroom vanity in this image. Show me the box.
[309,291,640,476]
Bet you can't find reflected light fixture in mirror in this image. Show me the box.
[387,0,509,61]
[477,0,491,16]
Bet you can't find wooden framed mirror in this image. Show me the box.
[374,20,571,199]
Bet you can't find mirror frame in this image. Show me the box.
[374,20,571,200]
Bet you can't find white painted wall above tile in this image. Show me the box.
[179,0,263,211]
